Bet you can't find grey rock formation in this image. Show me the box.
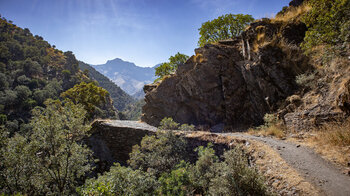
[142,19,309,129]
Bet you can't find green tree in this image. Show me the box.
[155,52,189,82]
[60,82,109,119]
[14,85,31,102]
[157,161,193,196]
[128,131,187,177]
[301,0,350,52]
[0,99,93,195]
[198,14,254,47]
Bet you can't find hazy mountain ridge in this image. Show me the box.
[92,58,157,95]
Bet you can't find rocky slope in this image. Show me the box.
[142,6,350,131]
[143,18,309,129]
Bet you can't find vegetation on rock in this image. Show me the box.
[198,14,254,47]
[154,52,189,82]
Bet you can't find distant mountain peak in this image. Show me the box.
[92,57,156,95]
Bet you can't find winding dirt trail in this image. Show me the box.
[221,133,350,196]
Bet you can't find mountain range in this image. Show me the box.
[92,58,157,96]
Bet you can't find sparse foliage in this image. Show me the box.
[155,52,189,82]
[179,123,195,131]
[159,117,180,130]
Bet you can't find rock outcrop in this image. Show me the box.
[142,19,309,129]
[143,2,350,131]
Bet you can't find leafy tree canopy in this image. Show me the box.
[0,99,93,195]
[60,82,109,119]
[154,52,189,82]
[301,0,350,52]
[198,14,254,47]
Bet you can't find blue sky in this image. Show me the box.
[0,0,290,67]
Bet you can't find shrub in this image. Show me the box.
[0,114,6,125]
[128,131,187,177]
[179,123,195,131]
[209,147,270,196]
[295,72,317,89]
[301,0,350,52]
[157,161,193,195]
[159,117,179,130]
[78,163,158,196]
[189,143,218,195]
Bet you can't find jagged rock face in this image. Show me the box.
[142,20,309,129]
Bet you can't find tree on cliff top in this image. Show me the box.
[154,52,189,82]
[198,14,254,47]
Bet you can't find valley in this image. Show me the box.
[1,0,349,195]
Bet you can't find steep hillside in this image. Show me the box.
[93,58,156,95]
[142,0,350,131]
[0,17,117,133]
[79,61,134,110]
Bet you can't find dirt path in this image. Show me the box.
[221,133,350,196]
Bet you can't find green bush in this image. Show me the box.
[302,0,350,52]
[78,163,158,196]
[0,114,6,125]
[189,143,218,195]
[209,147,270,196]
[0,100,93,195]
[157,161,192,196]
[128,131,187,177]
[159,117,180,130]
[179,123,195,131]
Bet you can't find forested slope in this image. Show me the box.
[0,17,116,133]
[79,61,134,111]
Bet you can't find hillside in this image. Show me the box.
[0,17,117,133]
[79,61,134,111]
[92,58,156,95]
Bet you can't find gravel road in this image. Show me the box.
[222,133,350,196]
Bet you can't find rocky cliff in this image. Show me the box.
[142,18,309,129]
[142,16,350,131]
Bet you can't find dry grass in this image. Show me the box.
[289,119,350,168]
[272,4,311,23]
[249,124,286,139]
[315,120,350,147]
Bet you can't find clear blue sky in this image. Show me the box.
[0,0,290,67]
